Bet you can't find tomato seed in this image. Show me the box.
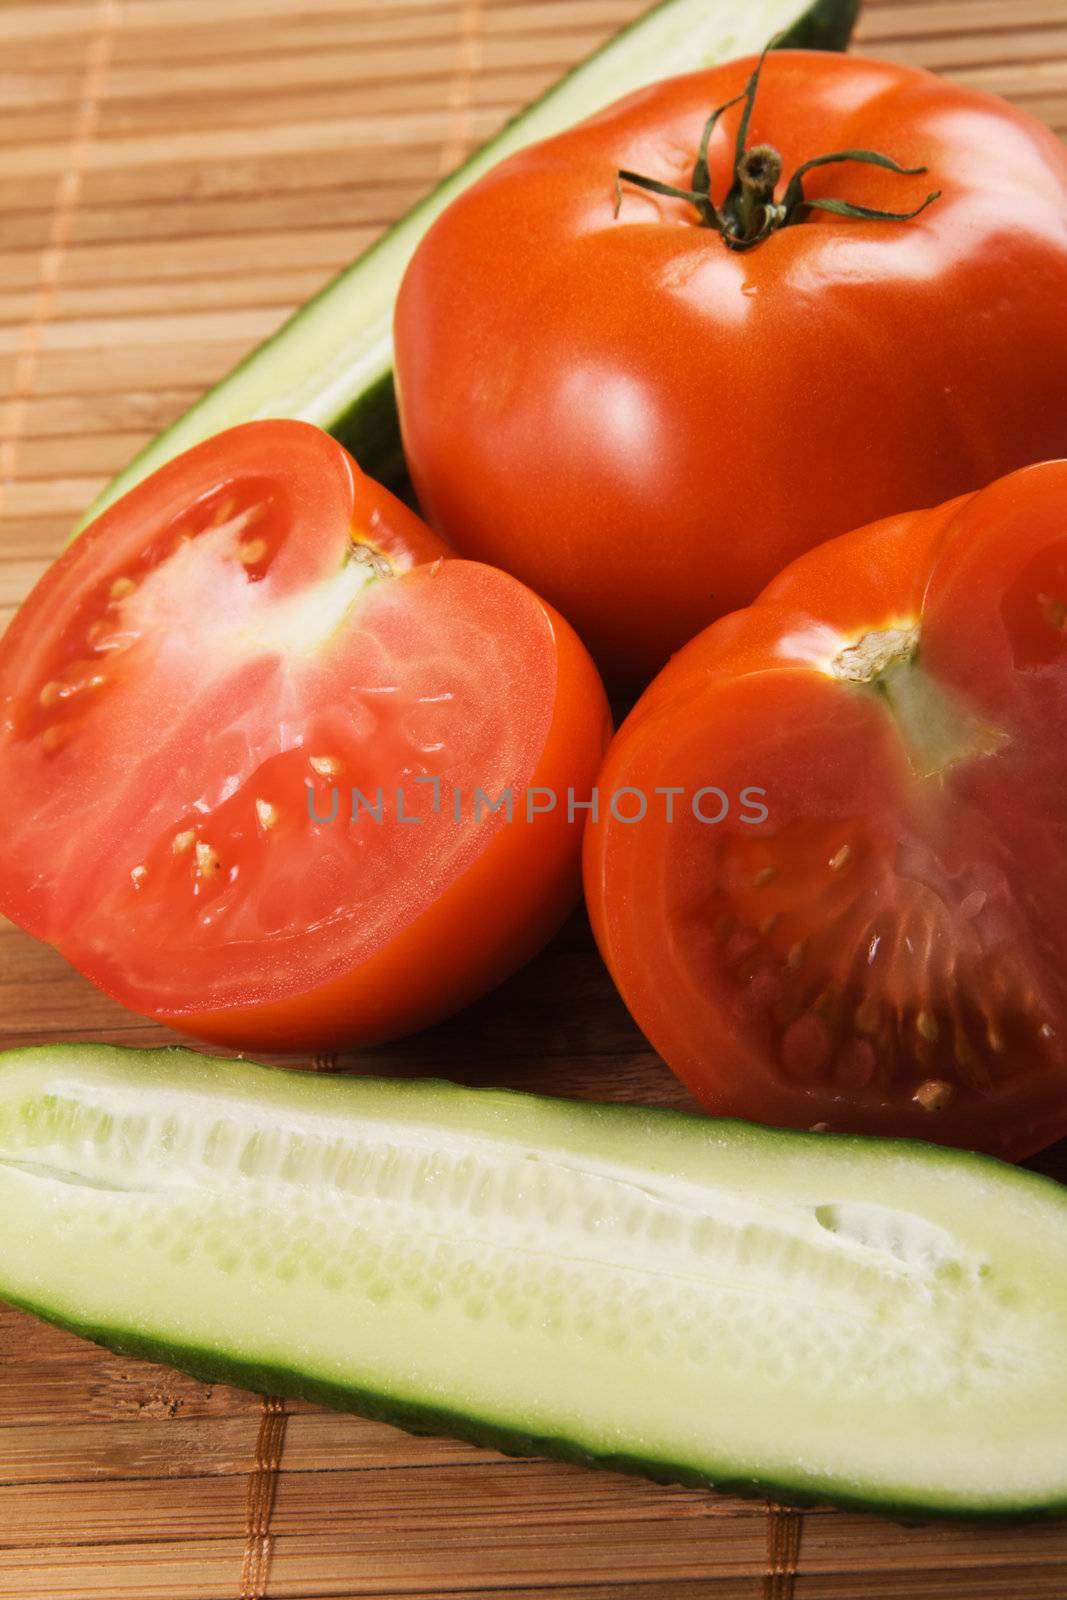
[913,1079,953,1113]
[855,996,880,1033]
[195,842,220,877]
[916,1009,940,1043]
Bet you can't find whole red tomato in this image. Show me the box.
[0,422,610,1051]
[395,49,1067,686]
[584,460,1067,1160]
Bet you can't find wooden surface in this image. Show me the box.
[3,0,1067,1596]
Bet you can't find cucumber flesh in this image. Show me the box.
[2,1043,1066,1517]
[74,0,858,535]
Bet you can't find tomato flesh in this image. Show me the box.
[585,463,1067,1158]
[1,422,610,1048]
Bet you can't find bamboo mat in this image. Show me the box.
[3,0,1067,1596]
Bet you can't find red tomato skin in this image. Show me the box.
[0,422,611,1053]
[169,598,611,1052]
[584,462,1067,1160]
[395,50,1067,686]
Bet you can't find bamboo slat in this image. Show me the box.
[3,1,1067,1596]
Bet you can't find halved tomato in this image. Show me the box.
[0,422,610,1051]
[584,462,1067,1158]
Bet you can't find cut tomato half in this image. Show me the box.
[585,463,1067,1158]
[0,422,610,1050]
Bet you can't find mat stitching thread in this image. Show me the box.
[0,0,120,514]
[439,0,486,173]
[239,1395,289,1600]
[763,1502,804,1600]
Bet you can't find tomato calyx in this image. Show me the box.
[615,40,942,251]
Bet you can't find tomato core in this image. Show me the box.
[831,628,1008,781]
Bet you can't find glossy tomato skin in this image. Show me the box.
[395,51,1067,686]
[0,422,611,1052]
[584,462,1067,1160]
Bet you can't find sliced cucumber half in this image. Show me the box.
[74,0,859,534]
[1,1042,1065,1517]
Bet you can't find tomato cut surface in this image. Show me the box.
[585,463,1067,1158]
[0,422,610,1049]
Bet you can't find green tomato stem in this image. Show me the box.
[615,36,941,250]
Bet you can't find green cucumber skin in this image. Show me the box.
[73,0,859,534]
[0,1283,793,1506]
[778,0,861,51]
[5,1290,1061,1524]
[4,1040,1064,1522]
